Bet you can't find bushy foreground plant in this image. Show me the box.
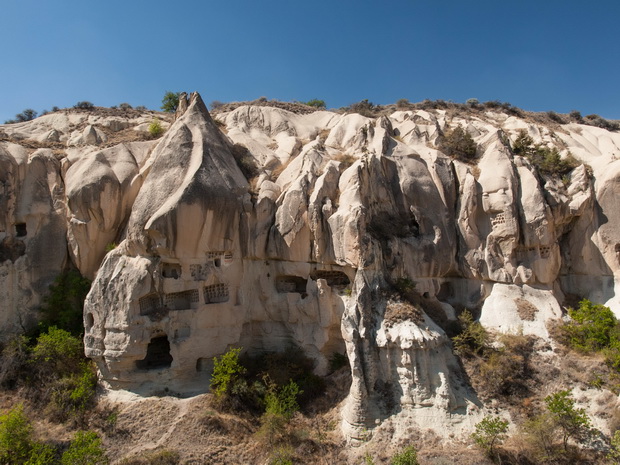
[452,310,488,357]
[61,431,108,465]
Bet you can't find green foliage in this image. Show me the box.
[61,431,108,465]
[74,101,94,110]
[478,334,531,397]
[48,363,98,421]
[452,310,488,357]
[268,445,294,465]
[0,405,56,465]
[305,99,326,109]
[160,91,181,113]
[264,379,301,421]
[390,445,419,465]
[39,269,91,336]
[119,103,133,110]
[438,126,477,162]
[561,299,618,352]
[608,430,620,463]
[148,118,164,138]
[544,390,591,450]
[210,347,246,399]
[32,326,83,378]
[471,416,509,456]
[0,404,33,464]
[511,129,579,176]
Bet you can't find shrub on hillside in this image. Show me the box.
[148,119,164,138]
[390,445,419,465]
[305,99,326,109]
[437,126,478,162]
[0,404,56,465]
[230,143,259,180]
[61,431,108,465]
[452,310,488,357]
[210,347,247,400]
[511,129,579,177]
[74,101,94,110]
[346,99,376,117]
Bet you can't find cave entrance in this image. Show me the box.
[136,336,173,370]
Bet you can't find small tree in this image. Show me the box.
[471,416,509,457]
[161,91,181,113]
[74,101,94,110]
[209,347,246,398]
[544,390,591,450]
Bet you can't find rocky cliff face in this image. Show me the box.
[2,93,620,440]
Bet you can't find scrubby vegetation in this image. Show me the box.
[512,129,579,176]
[4,108,38,124]
[148,118,164,138]
[437,126,478,162]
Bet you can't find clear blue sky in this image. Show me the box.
[1,0,619,122]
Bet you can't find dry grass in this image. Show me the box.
[514,298,538,321]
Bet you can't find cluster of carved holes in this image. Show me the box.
[540,246,551,259]
[165,289,200,310]
[276,276,307,293]
[190,264,204,280]
[162,263,182,279]
[139,294,161,315]
[15,223,27,237]
[204,284,229,304]
[516,246,537,259]
[135,336,173,370]
[311,270,350,286]
[491,213,506,226]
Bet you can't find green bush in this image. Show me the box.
[471,416,509,457]
[0,405,56,465]
[48,363,97,422]
[511,129,578,177]
[390,445,419,465]
[61,431,108,465]
[452,310,488,357]
[438,126,477,162]
[346,99,376,117]
[32,326,84,379]
[608,430,620,463]
[160,91,181,113]
[0,335,30,388]
[561,299,618,352]
[210,347,246,399]
[305,99,326,109]
[38,269,91,336]
[148,118,164,138]
[264,379,301,421]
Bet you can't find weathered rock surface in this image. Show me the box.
[2,94,620,441]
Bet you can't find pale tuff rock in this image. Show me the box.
[2,94,620,441]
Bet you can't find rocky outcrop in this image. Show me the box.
[2,94,620,441]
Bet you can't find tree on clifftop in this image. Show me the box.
[161,91,181,112]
